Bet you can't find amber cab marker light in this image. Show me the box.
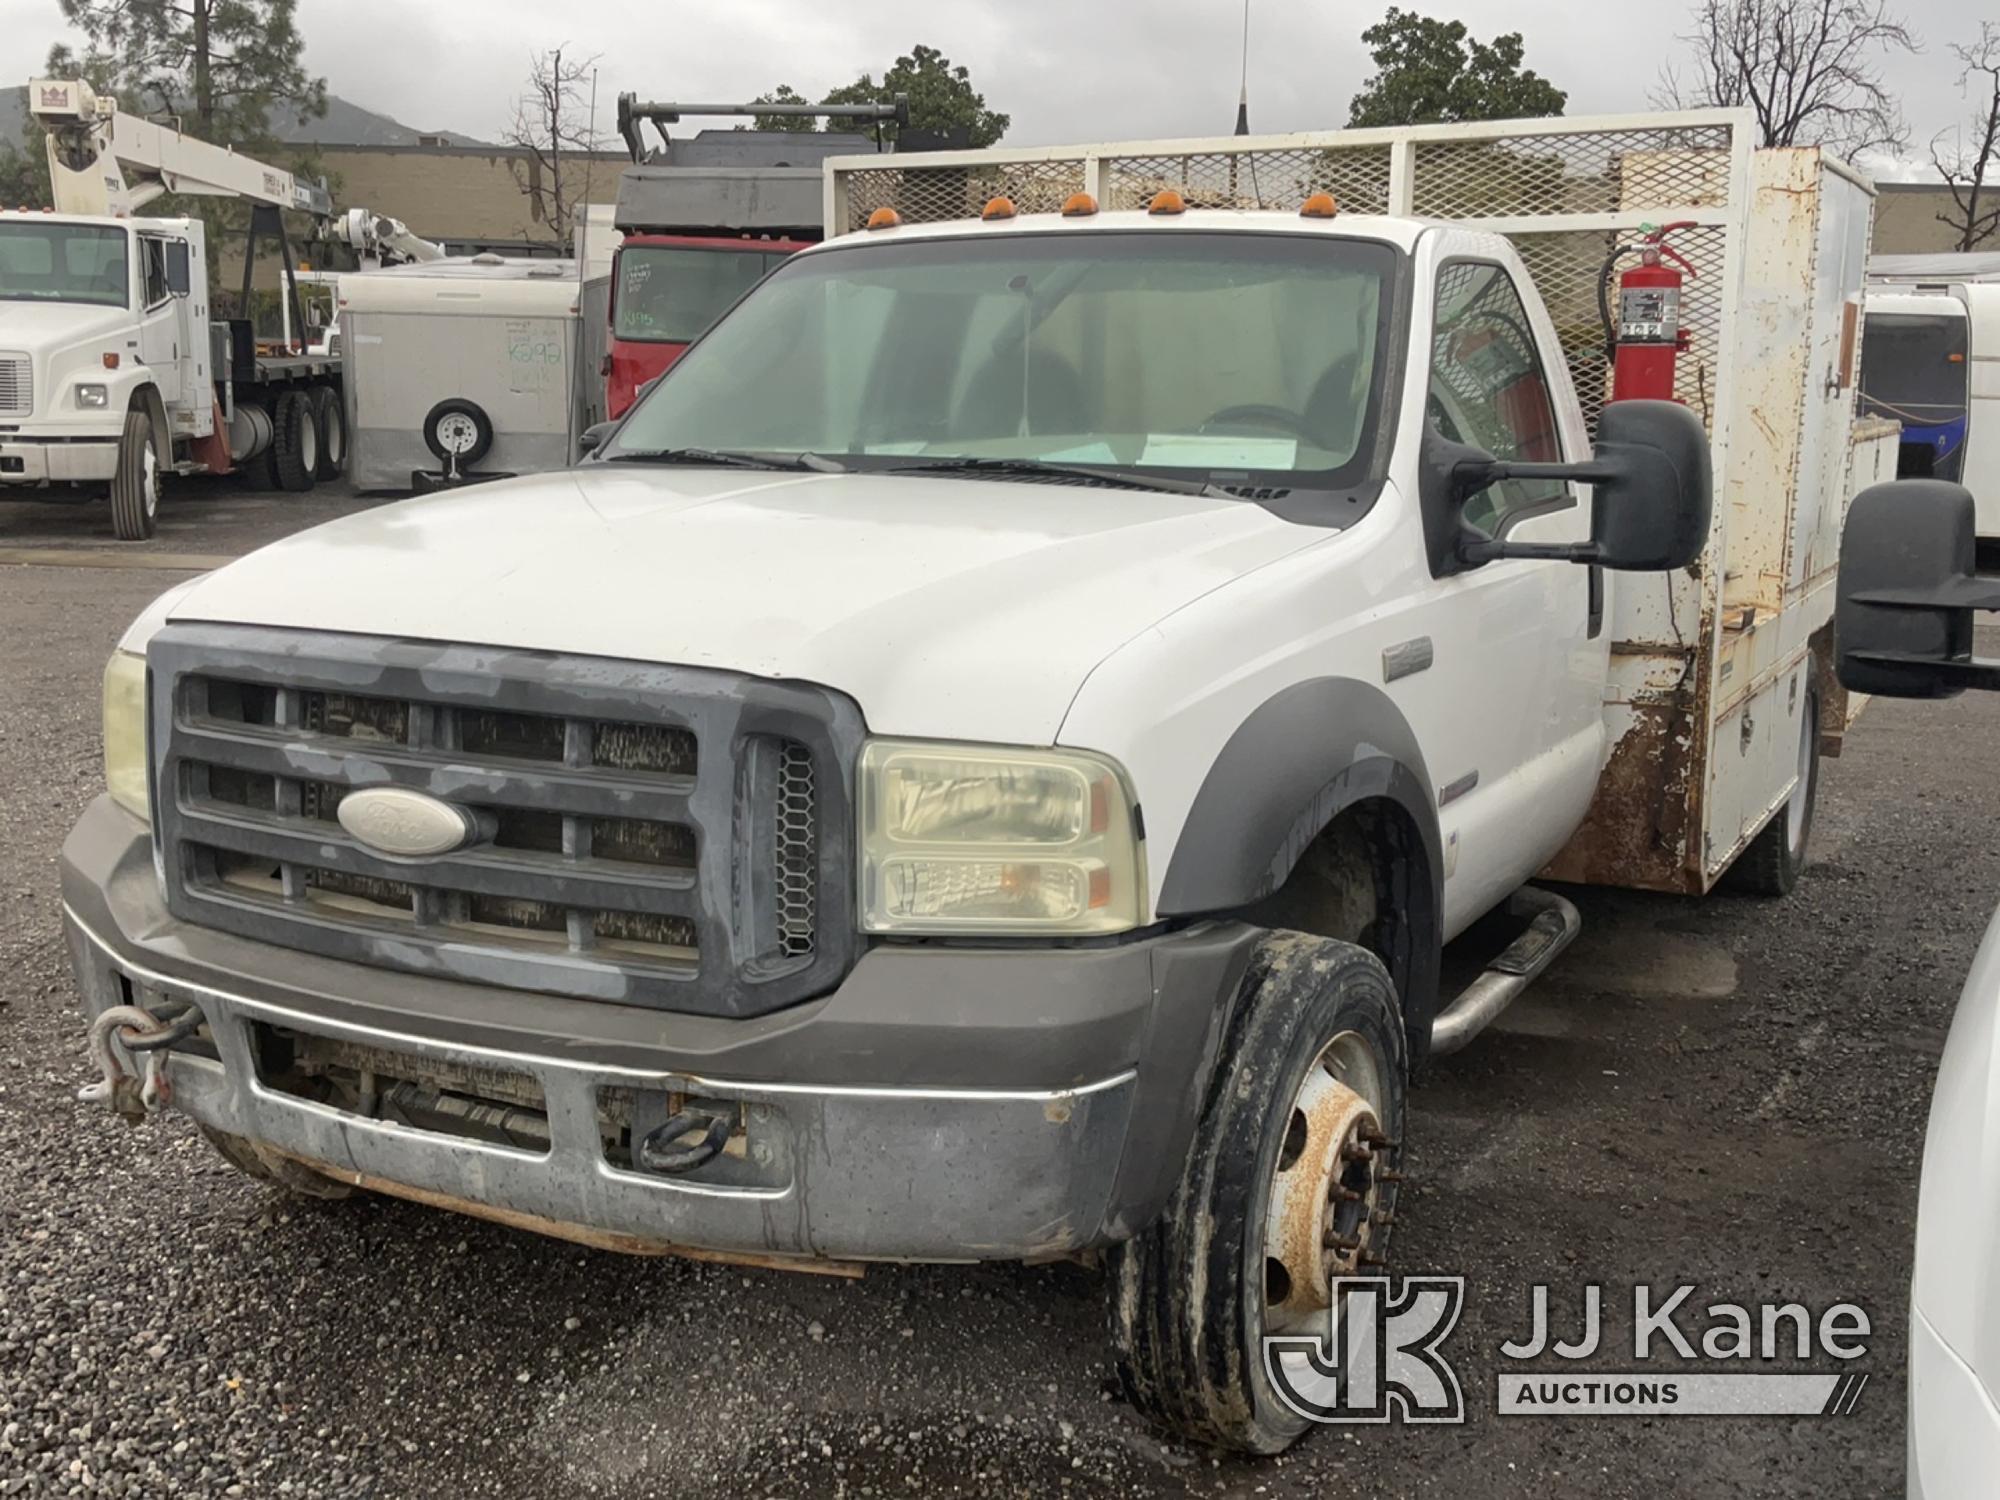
[1148,189,1187,216]
[981,195,1018,221]
[101,352,119,369]
[1061,192,1099,217]
[865,206,902,230]
[1300,192,1339,219]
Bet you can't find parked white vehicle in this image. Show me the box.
[1860,264,2000,551]
[0,80,352,538]
[1832,481,2000,1497]
[62,110,1888,1452]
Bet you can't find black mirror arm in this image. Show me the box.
[1450,455,1615,566]
[1847,651,2000,691]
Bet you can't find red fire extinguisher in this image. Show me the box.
[1603,222,1698,403]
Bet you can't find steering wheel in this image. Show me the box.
[1199,403,1318,441]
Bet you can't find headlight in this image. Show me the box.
[858,740,1146,934]
[102,649,150,822]
[76,383,109,409]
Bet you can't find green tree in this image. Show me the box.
[1347,9,1566,127]
[751,84,820,133]
[821,44,1008,146]
[50,0,327,148]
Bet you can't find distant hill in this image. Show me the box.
[0,84,486,149]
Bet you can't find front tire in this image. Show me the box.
[109,404,161,541]
[1726,676,1821,896]
[1107,931,1407,1453]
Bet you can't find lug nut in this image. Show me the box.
[1378,1170,1406,1183]
[1341,1142,1373,1163]
[1359,1253,1388,1268]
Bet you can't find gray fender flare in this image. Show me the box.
[1156,678,1444,1057]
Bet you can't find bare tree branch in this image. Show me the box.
[1652,0,1917,156]
[502,45,603,248]
[1932,24,2000,251]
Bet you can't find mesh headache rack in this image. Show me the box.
[148,624,862,1016]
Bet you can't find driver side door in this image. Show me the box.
[134,234,185,409]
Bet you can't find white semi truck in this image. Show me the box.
[62,110,1893,1451]
[0,80,436,539]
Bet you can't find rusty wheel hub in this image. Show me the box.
[1262,1031,1395,1333]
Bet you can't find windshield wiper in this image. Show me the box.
[875,456,1227,497]
[603,447,845,473]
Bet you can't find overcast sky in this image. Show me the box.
[1,0,1988,171]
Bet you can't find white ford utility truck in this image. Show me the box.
[0,80,349,540]
[61,111,1891,1451]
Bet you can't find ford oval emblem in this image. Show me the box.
[337,787,477,859]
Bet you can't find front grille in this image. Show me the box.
[151,626,862,1016]
[0,354,30,417]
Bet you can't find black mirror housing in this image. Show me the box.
[1584,399,1712,571]
[1437,399,1711,575]
[1835,480,1987,699]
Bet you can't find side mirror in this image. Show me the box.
[165,240,191,297]
[1433,400,1713,574]
[1835,479,1999,698]
[577,421,616,459]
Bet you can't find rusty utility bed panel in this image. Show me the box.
[825,113,1894,896]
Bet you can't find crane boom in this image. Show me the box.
[29,78,332,219]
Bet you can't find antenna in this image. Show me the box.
[1234,0,1251,135]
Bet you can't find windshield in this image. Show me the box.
[606,231,1398,487]
[0,222,129,307]
[1860,312,1968,423]
[614,244,791,343]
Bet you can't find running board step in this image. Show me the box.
[1428,887,1582,1055]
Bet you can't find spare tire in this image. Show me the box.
[423,398,494,467]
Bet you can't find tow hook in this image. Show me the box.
[636,1108,734,1173]
[77,1004,204,1125]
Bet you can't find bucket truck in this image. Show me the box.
[1,78,346,538]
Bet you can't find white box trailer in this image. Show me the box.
[825,110,1898,896]
[337,257,597,492]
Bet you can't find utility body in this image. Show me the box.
[62,109,1890,1452]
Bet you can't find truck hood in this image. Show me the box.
[0,300,133,346]
[165,467,1325,741]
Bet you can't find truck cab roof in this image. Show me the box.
[0,210,189,233]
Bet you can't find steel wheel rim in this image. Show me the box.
[141,441,159,518]
[1261,1028,1392,1335]
[1786,695,1813,854]
[325,402,346,464]
[437,414,478,454]
[298,407,319,473]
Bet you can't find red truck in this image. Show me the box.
[605,93,907,420]
[606,233,812,418]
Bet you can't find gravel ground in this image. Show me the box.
[3,491,1992,1497]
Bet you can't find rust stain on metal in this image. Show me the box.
[1543,616,1716,895]
[270,1148,868,1277]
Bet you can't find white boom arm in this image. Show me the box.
[29,77,332,219]
[329,207,447,269]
